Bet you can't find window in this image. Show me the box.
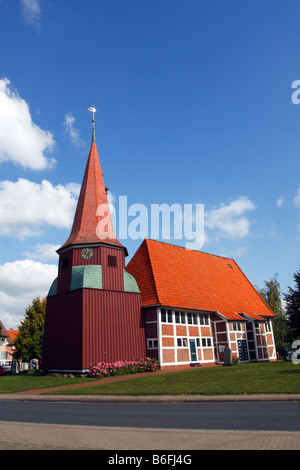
[199,314,209,325]
[62,258,69,269]
[265,321,271,332]
[147,339,158,349]
[187,313,199,324]
[175,311,198,324]
[161,309,172,323]
[177,337,188,347]
[108,255,117,267]
[202,338,212,347]
[233,322,241,331]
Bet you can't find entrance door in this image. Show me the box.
[189,339,197,362]
[237,339,249,362]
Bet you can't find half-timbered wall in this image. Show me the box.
[144,308,277,368]
[146,307,216,368]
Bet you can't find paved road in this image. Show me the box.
[1,398,300,450]
[1,400,300,431]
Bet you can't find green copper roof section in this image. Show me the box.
[47,277,58,297]
[71,265,102,291]
[92,125,96,142]
[123,269,140,293]
[48,267,138,295]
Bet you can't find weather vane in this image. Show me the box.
[88,103,96,125]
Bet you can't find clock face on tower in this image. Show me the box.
[81,247,94,260]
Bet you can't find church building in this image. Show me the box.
[41,114,276,373]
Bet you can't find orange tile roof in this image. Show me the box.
[7,329,18,342]
[126,239,275,321]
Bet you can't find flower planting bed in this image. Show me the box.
[89,358,159,378]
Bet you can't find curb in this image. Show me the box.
[1,393,300,403]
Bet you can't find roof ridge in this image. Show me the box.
[144,238,234,261]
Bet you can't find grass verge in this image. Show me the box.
[1,361,300,396]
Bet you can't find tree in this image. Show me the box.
[14,297,47,366]
[284,268,300,342]
[257,273,288,355]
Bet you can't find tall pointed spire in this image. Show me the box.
[57,106,126,254]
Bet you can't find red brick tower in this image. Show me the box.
[41,112,145,373]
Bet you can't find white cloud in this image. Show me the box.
[0,78,55,170]
[277,195,285,207]
[23,243,60,261]
[294,189,300,231]
[229,246,247,258]
[0,259,57,329]
[294,188,300,209]
[0,178,80,238]
[205,196,256,240]
[20,0,41,28]
[64,113,86,149]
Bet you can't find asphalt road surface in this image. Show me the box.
[1,400,300,430]
[1,400,300,451]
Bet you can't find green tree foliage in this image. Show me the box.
[14,297,46,363]
[284,269,300,342]
[257,273,288,354]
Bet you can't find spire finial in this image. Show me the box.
[88,103,96,142]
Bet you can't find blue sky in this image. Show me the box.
[0,0,300,328]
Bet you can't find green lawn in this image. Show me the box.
[49,361,298,396]
[0,370,93,394]
[1,361,299,396]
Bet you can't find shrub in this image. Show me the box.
[89,357,159,378]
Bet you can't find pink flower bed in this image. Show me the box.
[89,357,159,378]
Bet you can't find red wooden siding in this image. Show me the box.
[42,288,145,372]
[100,247,125,291]
[82,289,145,368]
[42,290,83,371]
[57,251,72,295]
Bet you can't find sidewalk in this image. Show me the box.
[1,420,300,450]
